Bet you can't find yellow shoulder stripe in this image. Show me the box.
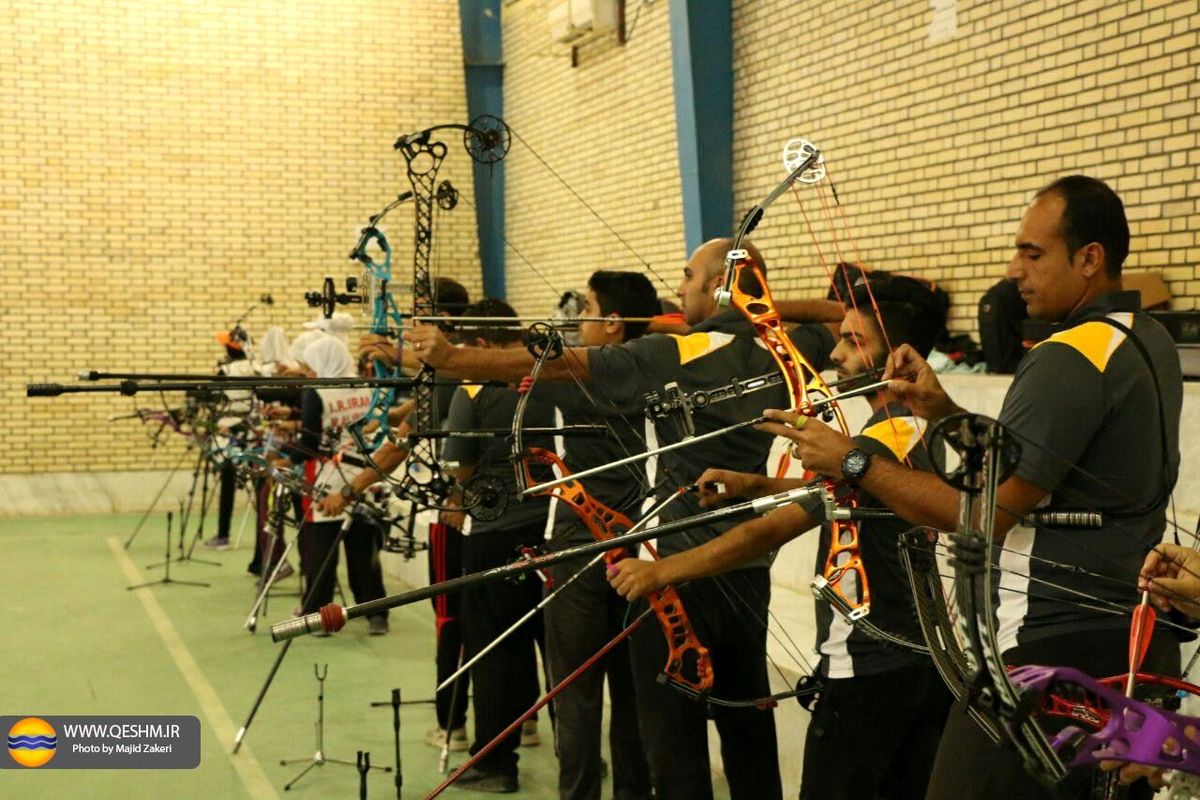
[861,416,924,461]
[462,383,484,400]
[668,331,736,365]
[1032,313,1132,373]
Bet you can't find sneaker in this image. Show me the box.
[367,616,389,636]
[425,725,468,751]
[454,765,517,793]
[203,536,230,551]
[520,719,540,747]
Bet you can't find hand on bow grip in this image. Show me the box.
[757,410,855,479]
[606,558,668,601]
[403,325,455,368]
[358,334,399,369]
[883,344,961,423]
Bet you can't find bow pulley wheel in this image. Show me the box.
[781,138,826,184]
[465,114,511,165]
[525,322,564,361]
[929,413,1022,493]
[436,180,459,210]
[464,474,509,522]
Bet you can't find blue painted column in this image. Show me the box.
[668,0,734,255]
[459,0,506,299]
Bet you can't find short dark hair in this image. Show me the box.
[851,275,946,358]
[464,298,522,346]
[587,271,661,341]
[433,277,470,317]
[1035,175,1129,278]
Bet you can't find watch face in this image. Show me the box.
[845,450,869,478]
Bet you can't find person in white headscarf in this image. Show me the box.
[303,311,356,347]
[275,335,389,635]
[255,326,293,376]
[285,330,327,377]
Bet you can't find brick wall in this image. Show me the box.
[9,0,1199,474]
[729,0,1200,332]
[501,0,686,315]
[4,0,479,472]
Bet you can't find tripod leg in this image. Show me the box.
[125,448,189,549]
[232,514,354,752]
[245,537,297,633]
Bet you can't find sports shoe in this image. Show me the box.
[520,719,540,747]
[203,536,231,551]
[425,725,468,751]
[454,765,517,793]
[367,616,389,636]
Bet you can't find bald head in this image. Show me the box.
[693,238,768,280]
[676,238,768,325]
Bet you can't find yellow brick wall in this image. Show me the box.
[730,0,1200,332]
[10,0,1200,475]
[502,0,1200,333]
[4,0,480,473]
[501,0,687,314]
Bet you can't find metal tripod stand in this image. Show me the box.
[280,663,391,791]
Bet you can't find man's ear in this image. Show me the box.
[605,316,624,337]
[1077,242,1106,279]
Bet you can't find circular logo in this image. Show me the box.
[8,718,57,768]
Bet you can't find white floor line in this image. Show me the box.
[107,536,280,800]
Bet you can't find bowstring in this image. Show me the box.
[556,341,819,688]
[505,126,675,295]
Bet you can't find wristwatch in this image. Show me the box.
[841,448,873,484]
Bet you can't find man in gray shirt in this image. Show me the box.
[777,176,1183,800]
[408,238,838,800]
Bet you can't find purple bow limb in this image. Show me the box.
[1009,665,1200,776]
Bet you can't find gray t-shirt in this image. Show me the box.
[587,309,836,563]
[529,382,651,545]
[442,384,555,535]
[994,291,1182,652]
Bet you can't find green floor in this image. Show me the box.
[0,513,563,799]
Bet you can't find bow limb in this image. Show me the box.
[720,246,870,620]
[512,326,713,695]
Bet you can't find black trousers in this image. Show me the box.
[217,459,237,539]
[429,522,468,731]
[297,517,388,617]
[546,553,652,800]
[799,662,951,800]
[462,526,546,776]
[926,627,1181,800]
[629,566,782,800]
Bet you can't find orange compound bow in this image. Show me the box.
[511,328,714,696]
[715,141,871,621]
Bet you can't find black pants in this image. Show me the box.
[546,553,652,800]
[629,566,782,800]
[297,517,388,617]
[217,460,237,539]
[800,662,951,800]
[462,526,546,777]
[926,628,1181,800]
[429,522,468,731]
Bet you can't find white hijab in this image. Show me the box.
[289,330,328,368]
[303,336,357,379]
[257,326,292,366]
